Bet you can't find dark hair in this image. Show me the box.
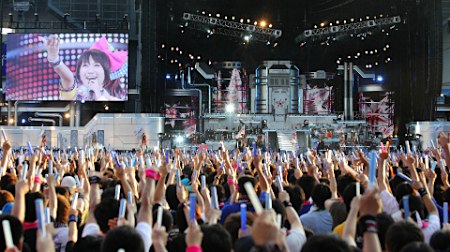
[94,198,120,233]
[343,182,365,212]
[284,185,304,212]
[152,204,173,231]
[55,186,70,198]
[0,173,17,191]
[166,185,180,210]
[301,234,353,252]
[0,215,24,252]
[237,176,257,196]
[223,212,256,245]
[399,195,425,221]
[101,226,145,252]
[73,235,103,252]
[336,174,357,197]
[200,224,232,252]
[24,192,45,222]
[76,49,126,99]
[394,182,413,202]
[376,212,394,251]
[296,175,317,200]
[399,241,433,252]
[311,183,331,210]
[329,202,347,229]
[385,221,424,252]
[430,229,450,252]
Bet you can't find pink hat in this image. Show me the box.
[90,36,128,80]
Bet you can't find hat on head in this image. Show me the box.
[61,176,77,190]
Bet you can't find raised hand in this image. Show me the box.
[38,35,60,62]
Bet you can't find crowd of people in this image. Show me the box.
[2,132,450,252]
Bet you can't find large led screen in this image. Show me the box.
[6,33,128,101]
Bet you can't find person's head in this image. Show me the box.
[376,212,394,251]
[101,226,145,252]
[284,185,304,212]
[166,184,180,210]
[399,241,433,252]
[60,176,77,196]
[342,182,365,212]
[0,215,24,252]
[223,212,256,245]
[94,198,120,234]
[385,221,424,252]
[311,183,332,210]
[237,176,257,196]
[0,190,14,209]
[399,195,425,222]
[152,204,173,231]
[394,182,413,202]
[200,224,232,252]
[430,229,450,252]
[301,234,353,252]
[76,49,110,87]
[296,175,317,200]
[56,194,70,223]
[329,202,347,229]
[24,192,45,222]
[73,235,103,252]
[0,173,17,191]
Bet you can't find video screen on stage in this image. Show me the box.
[6,33,128,101]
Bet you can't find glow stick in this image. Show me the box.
[74,175,80,186]
[189,194,197,221]
[397,171,413,183]
[252,142,257,157]
[2,220,14,249]
[156,206,163,227]
[1,129,7,142]
[431,139,436,149]
[425,155,429,170]
[193,170,197,181]
[114,184,121,200]
[265,193,272,209]
[27,141,33,155]
[165,149,170,164]
[405,141,411,155]
[80,150,85,162]
[412,145,417,154]
[175,169,181,187]
[21,163,28,180]
[48,159,53,174]
[118,198,127,220]
[113,152,121,167]
[444,202,449,224]
[276,176,284,192]
[71,192,79,209]
[369,151,377,187]
[243,182,263,214]
[403,196,410,220]
[145,156,152,168]
[431,161,437,171]
[276,214,282,228]
[79,178,85,189]
[127,192,133,205]
[211,186,219,209]
[35,199,46,237]
[441,159,447,173]
[45,207,51,224]
[240,204,247,232]
[201,175,206,189]
[356,182,360,196]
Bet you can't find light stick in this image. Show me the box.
[397,171,413,184]
[2,220,14,249]
[211,186,219,209]
[71,192,79,209]
[369,151,377,188]
[156,206,163,227]
[241,204,247,232]
[1,129,7,142]
[127,192,133,205]
[243,182,263,214]
[405,141,411,155]
[356,182,360,196]
[403,196,410,220]
[201,175,206,189]
[276,214,282,228]
[114,184,121,200]
[45,207,51,224]
[189,194,197,221]
[265,193,272,209]
[444,202,449,224]
[118,198,127,224]
[35,199,46,237]
[21,163,28,180]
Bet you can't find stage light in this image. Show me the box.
[64,113,70,119]
[269,24,273,28]
[208,13,212,17]
[350,18,354,22]
[166,74,171,80]
[260,20,267,27]
[376,76,384,82]
[254,21,258,25]
[225,104,235,113]
[343,20,347,24]
[240,18,244,23]
[320,22,325,27]
[244,35,251,42]
[247,19,251,23]
[104,105,109,111]
[176,135,184,144]
[232,16,235,20]
[224,16,228,20]
[21,118,26,124]
[8,118,14,125]
[201,11,206,15]
[314,25,318,28]
[216,13,220,17]
[336,20,340,24]
[385,44,390,48]
[161,44,165,48]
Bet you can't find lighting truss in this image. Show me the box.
[295,16,401,43]
[182,13,282,42]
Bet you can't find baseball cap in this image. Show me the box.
[60,176,77,190]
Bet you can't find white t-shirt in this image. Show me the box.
[423,214,440,243]
[286,228,307,252]
[380,190,399,215]
[81,222,101,237]
[54,227,69,252]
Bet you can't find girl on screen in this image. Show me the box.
[40,35,127,101]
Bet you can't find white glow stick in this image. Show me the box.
[35,199,46,237]
[79,178,85,189]
[114,184,121,200]
[118,199,127,224]
[211,186,219,209]
[2,220,14,249]
[356,182,360,196]
[48,160,53,174]
[45,207,51,224]
[127,191,133,205]
[156,206,163,227]
[425,155,429,170]
[276,214,282,228]
[265,193,272,209]
[71,192,79,209]
[201,175,206,189]
[21,163,28,180]
[243,182,263,214]
[1,129,7,142]
[405,141,411,155]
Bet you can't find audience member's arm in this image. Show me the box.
[279,191,304,231]
[359,188,382,252]
[411,180,438,216]
[186,220,203,252]
[342,196,361,247]
[47,174,58,219]
[154,163,169,204]
[0,141,11,177]
[377,152,389,192]
[68,207,78,243]
[11,179,29,222]
[152,226,168,252]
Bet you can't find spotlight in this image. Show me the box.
[225,104,235,113]
[376,76,384,82]
[104,105,109,111]
[21,118,26,124]
[176,135,184,144]
[64,113,70,119]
